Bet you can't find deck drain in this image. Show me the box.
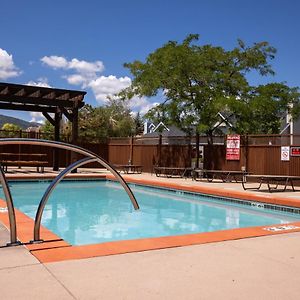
[263,225,300,232]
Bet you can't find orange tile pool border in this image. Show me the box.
[1,174,300,263]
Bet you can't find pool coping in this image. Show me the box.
[1,173,300,263]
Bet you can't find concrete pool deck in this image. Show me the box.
[1,167,300,299]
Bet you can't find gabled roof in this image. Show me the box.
[144,125,187,137]
[153,121,170,132]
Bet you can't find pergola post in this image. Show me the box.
[0,82,86,173]
[71,103,79,173]
[53,110,62,171]
[71,104,79,144]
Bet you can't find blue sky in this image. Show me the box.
[0,0,299,122]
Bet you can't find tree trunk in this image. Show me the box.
[206,130,214,170]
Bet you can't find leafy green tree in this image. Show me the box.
[40,120,54,134]
[78,100,136,139]
[39,119,55,140]
[39,118,75,141]
[133,112,144,136]
[78,104,110,139]
[1,123,22,137]
[230,83,300,134]
[119,34,300,141]
[104,98,135,137]
[2,123,22,131]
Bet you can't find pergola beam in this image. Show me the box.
[0,94,81,108]
[0,102,57,113]
[61,107,73,122]
[42,112,55,126]
[0,82,86,171]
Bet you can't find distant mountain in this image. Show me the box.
[0,114,41,130]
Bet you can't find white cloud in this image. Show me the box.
[26,79,51,123]
[29,112,44,123]
[87,75,156,114]
[64,74,91,86]
[40,56,68,69]
[26,78,51,88]
[88,75,131,103]
[68,58,104,74]
[41,55,105,89]
[41,55,104,86]
[40,55,156,115]
[129,97,159,115]
[0,48,22,80]
[41,56,104,74]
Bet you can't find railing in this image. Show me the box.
[0,138,139,246]
[0,166,20,246]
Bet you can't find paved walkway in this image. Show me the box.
[1,168,300,299]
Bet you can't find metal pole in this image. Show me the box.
[0,138,140,244]
[0,165,21,246]
[33,157,97,242]
[0,139,138,207]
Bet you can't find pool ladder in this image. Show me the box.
[0,138,139,246]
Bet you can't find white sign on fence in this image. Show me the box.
[281,146,290,161]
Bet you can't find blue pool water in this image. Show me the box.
[1,180,300,245]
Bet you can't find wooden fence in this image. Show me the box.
[0,142,108,169]
[0,133,300,176]
[109,135,300,175]
[216,145,300,176]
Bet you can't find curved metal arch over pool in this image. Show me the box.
[0,166,21,245]
[0,138,139,245]
[34,157,97,241]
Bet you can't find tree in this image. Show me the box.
[133,112,144,136]
[104,98,135,137]
[1,123,22,137]
[119,34,300,141]
[230,83,300,134]
[78,104,110,139]
[40,120,54,134]
[78,100,136,139]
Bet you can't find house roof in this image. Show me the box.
[144,125,187,137]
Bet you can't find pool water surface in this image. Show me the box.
[2,180,300,246]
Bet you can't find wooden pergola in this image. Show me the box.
[0,82,86,170]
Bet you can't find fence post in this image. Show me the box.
[129,136,134,164]
[196,133,200,168]
[245,134,249,171]
[158,134,162,167]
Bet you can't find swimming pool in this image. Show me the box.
[2,179,300,246]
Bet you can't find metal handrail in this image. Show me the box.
[33,157,97,242]
[0,138,139,245]
[0,166,21,246]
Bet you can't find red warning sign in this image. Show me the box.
[226,134,240,160]
[291,147,300,157]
